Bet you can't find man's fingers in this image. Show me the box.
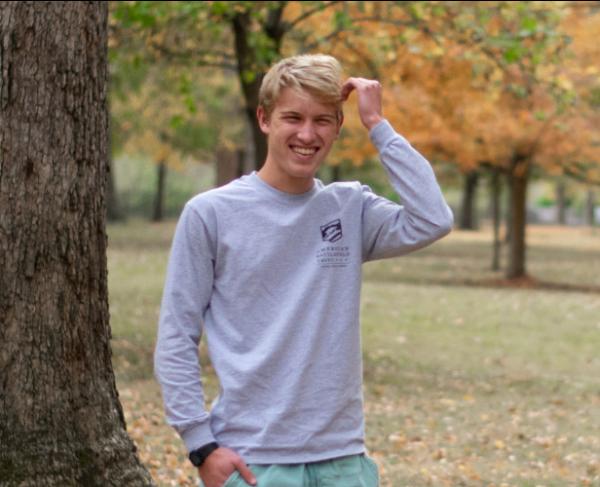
[234,458,257,486]
[340,78,357,101]
[341,77,381,101]
[341,77,383,130]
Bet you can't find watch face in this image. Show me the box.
[189,451,202,466]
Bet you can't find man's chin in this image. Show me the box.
[289,167,319,181]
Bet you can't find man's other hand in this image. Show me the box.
[341,77,384,131]
[198,447,257,487]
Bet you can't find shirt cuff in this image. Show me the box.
[369,119,410,151]
[181,420,216,453]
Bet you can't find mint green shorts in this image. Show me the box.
[201,454,379,487]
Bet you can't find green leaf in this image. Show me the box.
[510,84,528,98]
[432,5,446,17]
[178,76,192,96]
[184,95,197,114]
[409,2,424,20]
[242,69,257,84]
[504,44,523,63]
[478,8,492,25]
[210,1,232,17]
[588,86,600,108]
[128,1,158,28]
[520,17,537,33]
[333,10,352,30]
[169,115,184,130]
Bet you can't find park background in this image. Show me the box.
[1,2,599,486]
[109,2,599,486]
[109,2,600,486]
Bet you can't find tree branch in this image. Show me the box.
[562,164,600,186]
[149,41,237,71]
[264,1,287,42]
[286,1,342,30]
[340,38,380,78]
[299,27,347,54]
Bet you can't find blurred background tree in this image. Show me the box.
[324,1,600,278]
[107,0,599,280]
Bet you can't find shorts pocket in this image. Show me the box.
[222,470,241,487]
[361,455,380,486]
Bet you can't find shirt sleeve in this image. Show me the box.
[361,119,454,262]
[154,202,217,452]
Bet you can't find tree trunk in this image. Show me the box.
[490,167,502,271]
[504,171,513,244]
[506,156,530,279]
[216,148,245,187]
[107,157,123,221]
[0,3,154,485]
[331,163,342,183]
[232,12,267,170]
[152,160,166,222]
[556,179,566,225]
[242,77,268,171]
[231,8,285,170]
[459,170,479,230]
[586,189,596,227]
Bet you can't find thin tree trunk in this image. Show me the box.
[107,157,123,221]
[490,167,502,271]
[153,160,166,222]
[332,163,342,183]
[506,156,530,279]
[505,171,513,244]
[236,149,246,179]
[0,3,154,485]
[586,189,596,227]
[556,179,566,225]
[459,170,479,230]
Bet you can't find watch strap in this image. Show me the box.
[189,442,219,467]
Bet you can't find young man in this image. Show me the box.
[155,54,453,487]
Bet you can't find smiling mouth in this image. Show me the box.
[290,145,319,157]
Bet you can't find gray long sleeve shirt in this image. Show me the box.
[154,120,453,464]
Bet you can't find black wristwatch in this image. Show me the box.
[189,442,220,467]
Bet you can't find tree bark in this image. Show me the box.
[506,156,530,279]
[0,3,154,485]
[152,160,166,222]
[490,167,502,271]
[459,170,479,230]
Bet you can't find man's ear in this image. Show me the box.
[336,111,344,138]
[257,106,270,135]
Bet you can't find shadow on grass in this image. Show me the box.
[363,272,600,295]
[363,235,600,295]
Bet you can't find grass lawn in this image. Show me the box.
[107,220,600,486]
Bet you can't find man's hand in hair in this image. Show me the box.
[341,77,383,131]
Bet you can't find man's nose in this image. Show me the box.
[297,121,317,142]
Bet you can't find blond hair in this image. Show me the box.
[259,54,343,119]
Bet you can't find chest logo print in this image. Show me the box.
[320,219,343,243]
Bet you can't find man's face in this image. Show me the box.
[257,87,342,192]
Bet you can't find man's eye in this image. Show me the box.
[285,116,300,121]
